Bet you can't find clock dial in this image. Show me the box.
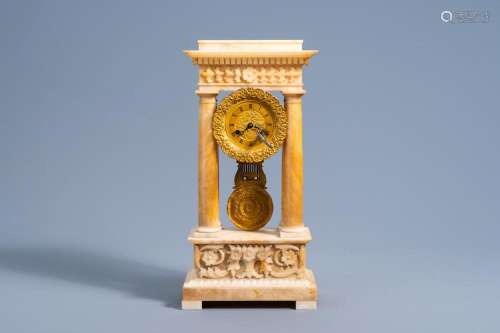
[213,88,287,163]
[225,101,274,150]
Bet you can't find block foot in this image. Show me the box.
[182,300,202,310]
[295,300,317,310]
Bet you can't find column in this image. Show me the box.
[197,93,221,232]
[280,93,305,232]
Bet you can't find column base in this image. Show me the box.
[278,225,309,238]
[196,225,222,234]
[195,221,222,234]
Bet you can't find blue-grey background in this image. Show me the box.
[1,0,499,332]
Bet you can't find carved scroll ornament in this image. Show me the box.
[195,244,305,279]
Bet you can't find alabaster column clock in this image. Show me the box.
[182,40,318,310]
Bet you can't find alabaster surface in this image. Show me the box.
[182,269,317,302]
[183,40,318,310]
[182,228,317,309]
[197,94,221,232]
[184,40,318,95]
[188,228,311,277]
[197,40,304,52]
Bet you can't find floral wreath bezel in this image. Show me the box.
[213,88,287,163]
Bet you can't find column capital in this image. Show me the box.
[282,88,306,97]
[283,92,305,96]
[196,91,218,98]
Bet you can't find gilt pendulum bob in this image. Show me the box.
[227,163,272,231]
[213,88,288,231]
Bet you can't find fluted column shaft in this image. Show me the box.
[280,93,305,232]
[197,93,221,232]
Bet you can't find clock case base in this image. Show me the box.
[181,227,317,310]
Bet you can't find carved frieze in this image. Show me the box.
[195,244,306,279]
[198,65,302,86]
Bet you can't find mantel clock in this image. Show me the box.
[182,40,318,310]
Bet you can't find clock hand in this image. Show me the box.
[243,122,253,132]
[255,126,273,148]
[233,123,254,136]
[233,123,254,135]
